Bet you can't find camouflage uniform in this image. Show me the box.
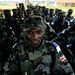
[0,19,17,75]
[2,40,75,75]
[65,9,75,28]
[3,16,75,75]
[66,9,73,21]
[52,11,69,33]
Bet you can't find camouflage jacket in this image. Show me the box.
[3,39,75,75]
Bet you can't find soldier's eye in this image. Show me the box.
[27,31,33,35]
[36,31,42,34]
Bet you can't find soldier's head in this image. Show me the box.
[26,9,33,17]
[23,16,46,47]
[58,11,66,21]
[49,9,54,16]
[50,9,54,13]
[3,9,11,19]
[55,8,59,14]
[12,9,18,17]
[33,9,41,17]
[67,9,73,16]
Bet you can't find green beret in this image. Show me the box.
[3,9,10,14]
[26,9,33,14]
[12,9,17,12]
[55,8,59,12]
[58,11,66,17]
[50,9,54,12]
[33,9,41,16]
[68,9,73,13]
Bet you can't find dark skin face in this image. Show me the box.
[59,16,66,22]
[26,29,44,48]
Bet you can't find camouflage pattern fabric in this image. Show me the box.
[3,40,75,75]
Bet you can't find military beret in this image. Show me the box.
[23,16,46,31]
[50,9,54,12]
[19,3,24,7]
[12,9,17,12]
[3,9,10,14]
[55,8,59,12]
[58,9,62,12]
[58,11,66,17]
[26,9,33,14]
[3,9,11,16]
[33,9,41,16]
[68,9,73,13]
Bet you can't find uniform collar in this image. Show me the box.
[29,39,46,51]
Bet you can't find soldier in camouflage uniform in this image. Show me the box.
[65,9,75,28]
[0,18,17,74]
[66,9,73,22]
[52,11,69,33]
[3,16,75,75]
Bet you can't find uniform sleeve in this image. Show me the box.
[50,45,75,75]
[57,51,75,75]
[3,45,33,75]
[3,54,20,75]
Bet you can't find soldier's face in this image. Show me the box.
[60,16,65,21]
[26,29,44,47]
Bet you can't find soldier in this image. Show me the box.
[66,9,75,28]
[52,11,69,33]
[45,9,54,23]
[66,9,73,22]
[3,9,14,28]
[3,16,75,75]
[26,9,33,18]
[0,19,17,74]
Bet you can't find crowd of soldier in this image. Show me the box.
[0,3,75,75]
